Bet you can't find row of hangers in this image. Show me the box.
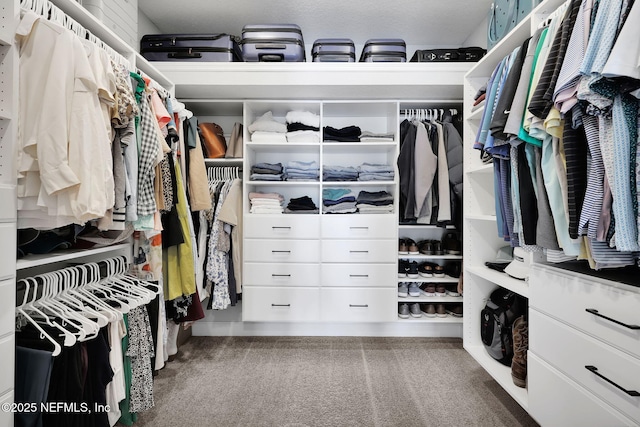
[207,166,242,183]
[20,0,132,69]
[16,256,160,357]
[401,108,459,122]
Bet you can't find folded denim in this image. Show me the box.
[357,162,394,173]
[323,175,358,181]
[323,201,357,212]
[286,160,319,170]
[323,196,356,206]
[251,167,283,175]
[324,165,359,173]
[358,172,395,181]
[253,162,283,172]
[250,173,283,181]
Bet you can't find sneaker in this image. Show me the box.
[398,238,409,255]
[418,240,433,255]
[398,260,408,278]
[511,316,528,388]
[446,286,461,297]
[398,303,410,319]
[432,240,444,255]
[410,303,422,318]
[436,304,447,317]
[408,282,421,297]
[446,304,463,317]
[407,261,419,278]
[435,284,446,296]
[442,232,462,255]
[423,304,436,317]
[407,239,419,255]
[421,283,436,296]
[398,282,409,297]
[444,262,461,278]
[418,263,434,277]
[434,265,445,278]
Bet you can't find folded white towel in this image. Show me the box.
[251,131,288,143]
[248,111,287,134]
[286,110,320,128]
[286,130,320,143]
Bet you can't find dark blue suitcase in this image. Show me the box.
[359,39,406,62]
[311,38,355,62]
[140,34,242,62]
[241,24,306,62]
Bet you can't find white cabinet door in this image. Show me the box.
[244,239,320,263]
[0,279,14,337]
[242,286,320,322]
[322,240,395,263]
[321,215,396,239]
[0,224,16,280]
[244,215,320,239]
[0,335,14,395]
[320,288,396,322]
[244,263,320,287]
[321,263,395,287]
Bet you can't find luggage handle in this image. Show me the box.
[256,43,286,50]
[168,49,202,59]
[259,53,285,62]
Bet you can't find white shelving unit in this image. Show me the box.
[462,0,569,413]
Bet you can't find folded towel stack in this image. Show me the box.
[286,110,320,143]
[249,191,285,214]
[249,111,287,142]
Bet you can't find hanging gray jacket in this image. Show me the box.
[442,116,463,201]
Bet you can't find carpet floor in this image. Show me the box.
[132,336,538,427]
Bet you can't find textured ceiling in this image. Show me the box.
[138,0,493,51]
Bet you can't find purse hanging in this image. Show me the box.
[199,122,227,158]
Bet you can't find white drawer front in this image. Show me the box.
[530,265,640,357]
[531,309,640,421]
[244,263,320,287]
[0,185,16,221]
[0,335,14,395]
[244,215,320,239]
[0,391,14,427]
[320,288,396,322]
[321,263,395,287]
[529,353,637,427]
[322,240,395,263]
[242,286,320,322]
[0,223,16,280]
[321,215,396,239]
[0,279,15,337]
[244,239,320,263]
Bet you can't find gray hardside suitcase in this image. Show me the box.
[359,38,406,62]
[241,24,306,62]
[311,38,355,62]
[140,34,242,62]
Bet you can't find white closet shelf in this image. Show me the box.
[466,164,493,175]
[397,315,463,324]
[467,264,529,298]
[399,276,460,284]
[464,344,529,410]
[398,224,457,230]
[466,107,484,122]
[398,254,463,260]
[16,243,132,270]
[322,181,396,186]
[397,294,462,303]
[153,62,473,100]
[204,158,243,165]
[0,112,13,121]
[466,214,497,221]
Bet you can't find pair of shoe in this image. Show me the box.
[445,286,461,297]
[420,283,447,296]
[417,240,443,255]
[418,262,445,278]
[398,282,421,298]
[398,238,419,255]
[398,260,419,278]
[441,232,462,255]
[445,304,463,317]
[511,315,528,388]
[421,303,447,318]
[398,303,421,318]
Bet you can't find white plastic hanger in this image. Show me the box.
[16,279,62,356]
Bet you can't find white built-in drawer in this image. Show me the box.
[0,335,15,395]
[0,279,15,337]
[244,239,320,263]
[0,391,14,427]
[321,263,395,287]
[244,215,320,239]
[244,263,320,287]
[529,353,637,427]
[242,286,320,322]
[320,287,396,322]
[0,223,16,280]
[321,215,396,239]
[531,309,640,422]
[0,185,16,221]
[322,240,395,263]
[530,264,640,357]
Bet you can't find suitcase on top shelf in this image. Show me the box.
[311,38,356,62]
[241,24,306,62]
[410,47,487,63]
[359,38,406,62]
[140,34,243,62]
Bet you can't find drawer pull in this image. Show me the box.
[349,274,369,278]
[585,365,640,397]
[271,304,291,307]
[349,226,369,230]
[272,274,291,277]
[272,226,292,230]
[585,308,640,330]
[350,250,369,253]
[349,304,369,308]
[272,250,292,253]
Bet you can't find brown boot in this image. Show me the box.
[511,315,528,388]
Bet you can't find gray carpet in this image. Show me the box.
[133,337,538,427]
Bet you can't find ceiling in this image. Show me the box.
[138,0,493,52]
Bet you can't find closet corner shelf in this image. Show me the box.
[464,344,529,410]
[0,33,12,47]
[0,111,13,121]
[466,264,529,298]
[466,108,484,122]
[153,62,473,100]
[466,164,493,175]
[16,243,132,270]
[465,214,497,222]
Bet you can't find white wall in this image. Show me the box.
[463,14,489,49]
[138,8,161,50]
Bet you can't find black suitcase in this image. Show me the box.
[311,38,355,62]
[241,24,306,62]
[140,34,243,62]
[410,47,487,63]
[359,39,406,62]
